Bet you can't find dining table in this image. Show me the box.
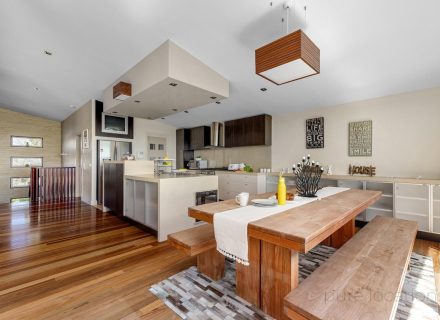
[188,188,381,320]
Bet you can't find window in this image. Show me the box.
[158,144,165,150]
[10,157,43,168]
[10,197,30,204]
[11,136,43,148]
[149,144,156,150]
[10,177,30,188]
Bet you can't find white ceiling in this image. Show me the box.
[1,0,440,128]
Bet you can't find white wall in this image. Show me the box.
[62,100,96,204]
[133,118,176,161]
[272,87,440,179]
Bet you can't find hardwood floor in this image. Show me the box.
[0,200,192,319]
[0,200,438,319]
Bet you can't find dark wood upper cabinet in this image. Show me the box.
[176,129,193,168]
[224,114,271,148]
[190,126,210,150]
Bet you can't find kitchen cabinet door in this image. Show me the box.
[224,115,272,147]
[224,120,234,147]
[124,179,135,219]
[433,185,440,233]
[190,126,210,150]
[395,183,430,232]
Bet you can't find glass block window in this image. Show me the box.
[10,157,43,168]
[10,197,30,204]
[10,177,30,188]
[11,136,43,148]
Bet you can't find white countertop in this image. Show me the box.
[125,173,218,183]
[212,170,440,184]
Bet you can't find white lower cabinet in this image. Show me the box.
[124,179,158,231]
[125,179,135,219]
[395,183,430,232]
[433,185,440,233]
[217,173,266,200]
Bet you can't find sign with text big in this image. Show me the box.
[306,117,324,149]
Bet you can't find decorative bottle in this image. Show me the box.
[277,174,286,205]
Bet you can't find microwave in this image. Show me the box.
[102,113,128,135]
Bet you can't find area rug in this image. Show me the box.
[150,245,439,320]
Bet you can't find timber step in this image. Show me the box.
[168,224,225,280]
[284,216,418,320]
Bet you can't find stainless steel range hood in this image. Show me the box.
[206,122,224,148]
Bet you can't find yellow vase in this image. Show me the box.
[277,176,286,205]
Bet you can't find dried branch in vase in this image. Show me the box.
[293,155,324,197]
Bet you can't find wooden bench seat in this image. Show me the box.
[284,216,418,320]
[168,224,225,280]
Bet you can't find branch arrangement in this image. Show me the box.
[293,155,324,197]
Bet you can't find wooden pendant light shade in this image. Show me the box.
[255,30,320,85]
[113,81,132,101]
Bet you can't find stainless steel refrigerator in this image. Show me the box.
[97,140,132,204]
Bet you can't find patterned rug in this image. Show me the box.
[150,245,439,320]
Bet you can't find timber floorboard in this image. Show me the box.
[0,200,439,319]
[0,200,192,319]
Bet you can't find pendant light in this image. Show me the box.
[255,1,320,85]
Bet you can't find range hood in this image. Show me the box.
[102,40,229,119]
[206,122,224,148]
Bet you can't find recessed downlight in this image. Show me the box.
[169,83,178,87]
[260,87,267,92]
[161,117,165,120]
[210,96,217,100]
[43,50,53,56]
[215,101,221,104]
[112,111,118,114]
[134,100,141,103]
[184,110,189,114]
[172,108,178,112]
[34,87,40,91]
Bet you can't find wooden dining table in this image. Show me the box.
[188,188,381,320]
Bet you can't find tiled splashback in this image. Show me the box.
[194,145,271,170]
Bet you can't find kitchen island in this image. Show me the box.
[125,173,218,241]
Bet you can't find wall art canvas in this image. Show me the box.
[349,120,372,156]
[306,117,324,149]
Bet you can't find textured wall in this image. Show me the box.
[0,107,61,204]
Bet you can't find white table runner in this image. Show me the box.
[213,187,350,265]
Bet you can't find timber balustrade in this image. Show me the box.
[30,167,76,202]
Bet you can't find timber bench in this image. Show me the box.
[284,216,418,320]
[168,224,225,281]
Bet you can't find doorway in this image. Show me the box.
[75,135,82,198]
[147,136,167,160]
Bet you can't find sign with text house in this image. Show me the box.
[306,117,324,149]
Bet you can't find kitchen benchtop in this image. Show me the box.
[214,170,267,176]
[125,173,218,183]
[210,170,440,184]
[266,173,440,184]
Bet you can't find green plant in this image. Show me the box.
[244,164,253,172]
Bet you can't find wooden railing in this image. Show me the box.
[30,167,76,202]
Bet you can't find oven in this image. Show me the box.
[195,190,218,205]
